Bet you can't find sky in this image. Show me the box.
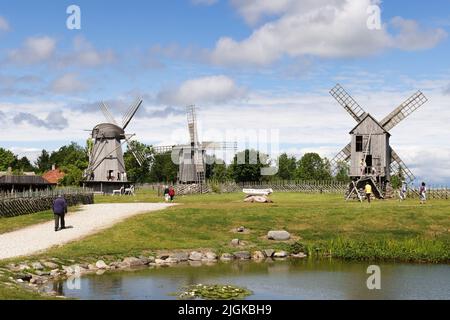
[1,0,450,184]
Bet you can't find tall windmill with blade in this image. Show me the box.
[329,84,428,199]
[153,105,236,184]
[83,98,146,194]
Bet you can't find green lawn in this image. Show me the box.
[32,190,450,263]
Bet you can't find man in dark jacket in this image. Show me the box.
[53,195,68,232]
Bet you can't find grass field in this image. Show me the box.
[6,189,446,263]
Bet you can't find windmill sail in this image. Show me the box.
[330,142,351,175]
[330,84,367,122]
[122,98,143,129]
[100,102,118,125]
[390,148,415,183]
[380,91,427,132]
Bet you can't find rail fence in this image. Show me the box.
[0,188,94,217]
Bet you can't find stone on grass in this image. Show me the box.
[233,251,251,260]
[267,230,291,241]
[95,260,108,269]
[204,252,217,261]
[273,251,288,258]
[220,253,234,261]
[170,252,189,262]
[230,239,240,246]
[43,261,59,269]
[31,262,44,270]
[189,251,203,261]
[122,257,144,267]
[252,251,265,260]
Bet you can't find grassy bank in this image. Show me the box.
[31,190,450,263]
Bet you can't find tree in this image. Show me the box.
[149,152,178,183]
[50,142,88,170]
[0,148,16,171]
[60,164,84,186]
[276,153,297,180]
[295,153,332,180]
[335,161,350,182]
[14,156,35,173]
[123,141,152,183]
[228,149,270,182]
[35,149,52,173]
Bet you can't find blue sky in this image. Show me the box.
[1,0,450,184]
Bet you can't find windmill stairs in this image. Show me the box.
[346,176,384,202]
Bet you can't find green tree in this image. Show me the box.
[35,149,52,173]
[295,153,332,180]
[123,141,152,183]
[60,164,84,186]
[149,152,178,183]
[335,161,350,182]
[14,156,35,173]
[50,142,88,170]
[276,153,297,180]
[228,149,270,182]
[0,148,16,171]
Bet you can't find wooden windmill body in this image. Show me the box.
[329,84,428,198]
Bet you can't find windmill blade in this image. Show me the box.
[380,91,428,132]
[100,102,118,125]
[330,84,367,122]
[390,148,415,184]
[330,142,351,175]
[202,141,237,151]
[122,98,143,130]
[152,145,175,154]
[186,105,199,146]
[124,134,146,166]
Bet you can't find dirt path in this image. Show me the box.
[0,203,174,260]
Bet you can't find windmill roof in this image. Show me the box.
[349,113,390,136]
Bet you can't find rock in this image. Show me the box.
[18,264,30,271]
[244,195,273,203]
[147,256,156,263]
[87,264,97,271]
[165,257,179,264]
[220,253,234,261]
[30,276,45,285]
[62,266,74,275]
[204,252,217,261]
[31,262,44,270]
[50,269,60,277]
[252,251,265,260]
[230,239,240,246]
[263,249,275,257]
[156,253,170,260]
[138,256,151,265]
[273,251,288,258]
[237,226,245,233]
[267,230,291,241]
[43,261,59,269]
[170,252,189,262]
[122,257,145,267]
[233,251,251,260]
[154,259,167,265]
[189,251,203,261]
[35,270,50,276]
[291,252,307,259]
[95,260,108,269]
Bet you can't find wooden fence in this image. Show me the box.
[0,188,94,218]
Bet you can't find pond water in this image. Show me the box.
[47,259,449,300]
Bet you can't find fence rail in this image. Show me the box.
[0,188,94,217]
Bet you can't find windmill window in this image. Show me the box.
[356,136,363,152]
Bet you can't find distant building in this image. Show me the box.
[42,165,65,185]
[0,167,55,192]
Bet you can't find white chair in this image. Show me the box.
[124,185,135,196]
[112,186,124,196]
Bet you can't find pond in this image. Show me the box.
[46,259,450,300]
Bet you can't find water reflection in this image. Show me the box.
[50,260,450,300]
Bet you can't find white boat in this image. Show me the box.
[242,188,273,196]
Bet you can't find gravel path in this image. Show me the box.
[0,203,174,260]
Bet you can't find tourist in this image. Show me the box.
[419,182,427,204]
[399,180,407,201]
[53,195,68,232]
[365,182,372,203]
[168,186,175,202]
[163,185,170,202]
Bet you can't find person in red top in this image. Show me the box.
[168,186,175,202]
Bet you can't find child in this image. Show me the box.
[168,186,175,202]
[398,180,407,201]
[365,182,372,203]
[419,182,427,204]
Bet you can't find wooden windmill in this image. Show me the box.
[153,105,236,184]
[83,99,146,193]
[329,84,427,198]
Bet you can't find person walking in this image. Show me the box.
[168,186,175,202]
[419,182,427,204]
[399,180,407,201]
[53,195,68,232]
[365,182,372,203]
[163,185,170,202]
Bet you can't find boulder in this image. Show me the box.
[147,256,156,263]
[273,251,288,258]
[62,266,74,275]
[170,252,189,262]
[43,261,59,269]
[95,260,108,269]
[204,252,217,261]
[233,251,251,260]
[189,251,203,261]
[291,252,307,259]
[220,253,234,261]
[154,259,167,265]
[237,226,245,233]
[267,230,291,241]
[122,257,144,267]
[263,249,275,257]
[230,239,240,246]
[252,251,265,260]
[31,262,44,270]
[87,264,97,271]
[156,253,170,260]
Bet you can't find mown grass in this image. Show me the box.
[0,211,55,234]
[32,190,450,263]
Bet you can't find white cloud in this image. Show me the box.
[8,36,56,64]
[0,16,10,32]
[64,36,116,67]
[211,0,447,66]
[157,75,247,105]
[50,73,87,94]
